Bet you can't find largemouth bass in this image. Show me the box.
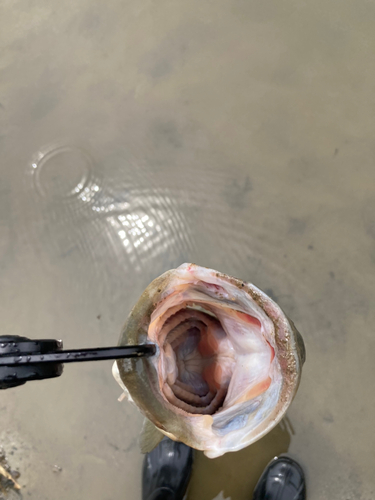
[113,264,305,458]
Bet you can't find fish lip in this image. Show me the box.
[115,263,305,455]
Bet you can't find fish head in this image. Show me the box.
[113,263,305,458]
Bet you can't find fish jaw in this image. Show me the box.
[114,264,305,458]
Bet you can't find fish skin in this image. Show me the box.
[113,264,305,458]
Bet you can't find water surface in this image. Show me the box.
[0,1,374,498]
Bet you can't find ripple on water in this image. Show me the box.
[30,143,92,200]
[25,143,198,301]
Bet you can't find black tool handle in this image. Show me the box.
[0,345,156,366]
[0,335,155,389]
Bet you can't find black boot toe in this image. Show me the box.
[142,438,193,500]
[252,456,306,500]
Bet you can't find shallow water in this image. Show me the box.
[1,0,375,498]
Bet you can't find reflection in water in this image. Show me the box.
[106,204,190,272]
[27,143,195,277]
[110,213,156,250]
[187,420,292,500]
[107,212,164,271]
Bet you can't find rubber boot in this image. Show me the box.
[142,438,193,500]
[252,456,306,500]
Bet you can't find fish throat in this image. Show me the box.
[160,305,235,415]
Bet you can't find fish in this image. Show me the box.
[112,263,305,459]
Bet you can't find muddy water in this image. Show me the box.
[1,0,375,499]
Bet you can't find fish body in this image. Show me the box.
[113,264,305,458]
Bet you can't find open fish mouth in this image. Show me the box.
[113,264,305,458]
[151,285,277,417]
